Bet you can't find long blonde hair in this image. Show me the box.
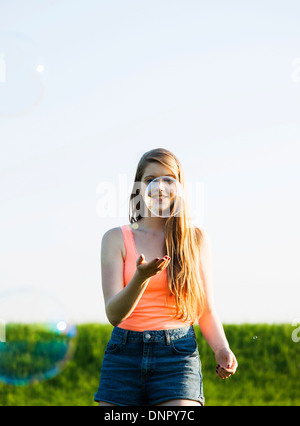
[129,148,206,322]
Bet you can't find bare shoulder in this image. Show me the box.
[194,227,212,260]
[194,226,210,242]
[101,227,125,261]
[102,226,122,241]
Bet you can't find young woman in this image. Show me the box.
[94,148,238,406]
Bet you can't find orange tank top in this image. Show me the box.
[117,224,193,331]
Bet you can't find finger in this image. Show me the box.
[156,258,166,265]
[216,369,226,379]
[232,356,238,368]
[149,257,162,264]
[217,368,226,378]
[156,262,168,272]
[153,260,170,275]
[223,356,238,374]
[219,371,230,380]
[218,352,235,370]
[136,254,144,264]
[216,365,226,379]
[230,359,238,374]
[216,364,231,379]
[159,257,171,268]
[220,365,234,379]
[160,260,171,271]
[222,354,234,370]
[219,366,235,375]
[152,260,166,273]
[158,256,171,264]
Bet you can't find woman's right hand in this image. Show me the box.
[136,254,171,280]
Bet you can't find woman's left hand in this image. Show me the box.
[215,347,238,380]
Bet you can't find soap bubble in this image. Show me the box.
[0,287,77,386]
[0,32,45,117]
[144,176,185,218]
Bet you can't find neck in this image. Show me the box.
[136,216,167,233]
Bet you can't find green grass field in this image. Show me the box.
[0,323,299,406]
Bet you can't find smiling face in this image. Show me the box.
[141,163,180,217]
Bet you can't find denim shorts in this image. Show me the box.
[94,325,204,406]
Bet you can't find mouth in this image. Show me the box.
[153,196,168,200]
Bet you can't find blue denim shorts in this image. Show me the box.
[94,325,204,406]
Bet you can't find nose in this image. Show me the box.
[158,180,165,191]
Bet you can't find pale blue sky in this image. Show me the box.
[0,0,300,324]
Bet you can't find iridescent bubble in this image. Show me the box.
[144,176,185,218]
[0,32,45,117]
[0,287,76,386]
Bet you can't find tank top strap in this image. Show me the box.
[120,224,139,260]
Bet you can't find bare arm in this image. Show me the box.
[105,269,151,327]
[101,228,170,327]
[197,229,238,378]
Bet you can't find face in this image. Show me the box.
[141,163,177,192]
[140,163,178,215]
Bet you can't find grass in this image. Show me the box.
[0,323,299,406]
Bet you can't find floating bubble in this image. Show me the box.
[36,64,44,73]
[144,176,185,218]
[0,32,45,117]
[0,287,77,386]
[56,321,67,332]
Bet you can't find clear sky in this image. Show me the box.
[0,0,300,325]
